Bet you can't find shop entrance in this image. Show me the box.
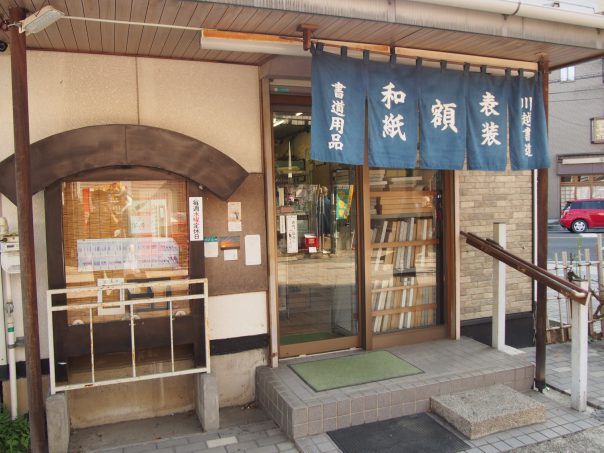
[273,110,361,357]
[271,96,450,357]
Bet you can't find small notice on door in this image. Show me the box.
[224,248,238,261]
[286,215,298,254]
[204,237,219,258]
[245,234,261,266]
[228,202,242,232]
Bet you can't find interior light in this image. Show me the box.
[201,29,308,57]
[273,120,286,127]
[19,6,64,35]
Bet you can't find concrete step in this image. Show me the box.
[430,384,546,439]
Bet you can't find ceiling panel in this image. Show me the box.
[0,1,600,68]
[82,0,102,53]
[114,0,132,54]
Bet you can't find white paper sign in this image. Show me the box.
[77,238,179,271]
[228,202,242,232]
[204,239,219,258]
[279,215,285,233]
[286,215,298,254]
[224,249,238,261]
[308,246,317,254]
[245,234,261,266]
[189,197,203,241]
[97,278,125,316]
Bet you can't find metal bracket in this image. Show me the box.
[297,23,318,51]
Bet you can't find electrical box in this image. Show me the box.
[1,242,20,274]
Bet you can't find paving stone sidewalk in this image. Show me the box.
[297,388,603,453]
[90,418,298,453]
[83,389,603,453]
[522,340,604,408]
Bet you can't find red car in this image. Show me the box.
[560,199,604,233]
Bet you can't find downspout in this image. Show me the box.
[412,0,604,29]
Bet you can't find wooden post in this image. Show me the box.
[571,281,589,411]
[535,59,549,392]
[9,7,48,453]
[493,223,506,350]
[597,234,604,335]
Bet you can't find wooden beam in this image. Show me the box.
[535,59,550,393]
[9,6,47,453]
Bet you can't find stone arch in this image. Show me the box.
[0,124,249,202]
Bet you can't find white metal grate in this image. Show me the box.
[46,278,210,394]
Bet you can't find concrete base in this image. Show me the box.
[430,384,545,439]
[46,392,70,453]
[195,372,219,431]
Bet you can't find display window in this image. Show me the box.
[62,180,190,325]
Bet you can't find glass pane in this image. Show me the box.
[274,112,358,346]
[62,180,189,325]
[577,186,591,199]
[369,169,442,334]
[593,186,604,198]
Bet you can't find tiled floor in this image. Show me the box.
[257,337,534,439]
[77,416,298,453]
[296,389,604,453]
[522,340,604,408]
[78,339,604,452]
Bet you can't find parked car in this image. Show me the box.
[559,199,604,233]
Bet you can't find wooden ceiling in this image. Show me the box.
[0,1,602,68]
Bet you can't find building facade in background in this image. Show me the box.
[549,59,604,219]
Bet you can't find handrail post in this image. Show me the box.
[571,281,589,411]
[493,223,506,350]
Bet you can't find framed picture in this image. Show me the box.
[591,117,604,144]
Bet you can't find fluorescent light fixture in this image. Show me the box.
[201,29,308,57]
[273,120,286,127]
[19,6,64,35]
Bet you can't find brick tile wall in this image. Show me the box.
[459,170,534,320]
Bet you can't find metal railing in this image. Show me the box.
[47,278,209,395]
[549,244,604,342]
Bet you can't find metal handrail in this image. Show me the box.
[461,231,589,305]
[47,278,209,394]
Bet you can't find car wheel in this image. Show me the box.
[571,219,588,233]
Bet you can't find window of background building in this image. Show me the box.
[560,66,575,82]
[560,175,604,212]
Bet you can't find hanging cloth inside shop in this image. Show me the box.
[310,44,367,165]
[509,70,551,170]
[419,61,468,170]
[366,54,419,168]
[466,68,510,171]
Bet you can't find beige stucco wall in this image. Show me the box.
[459,170,534,320]
[0,51,262,170]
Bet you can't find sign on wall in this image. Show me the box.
[189,197,203,241]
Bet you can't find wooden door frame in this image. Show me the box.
[265,92,457,360]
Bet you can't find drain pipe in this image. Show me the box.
[5,300,17,420]
[411,0,604,29]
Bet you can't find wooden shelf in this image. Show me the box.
[373,303,437,316]
[371,282,436,293]
[370,210,433,219]
[370,239,438,249]
[370,190,435,197]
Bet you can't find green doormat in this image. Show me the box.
[289,351,422,392]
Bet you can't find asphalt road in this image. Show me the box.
[548,225,604,262]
